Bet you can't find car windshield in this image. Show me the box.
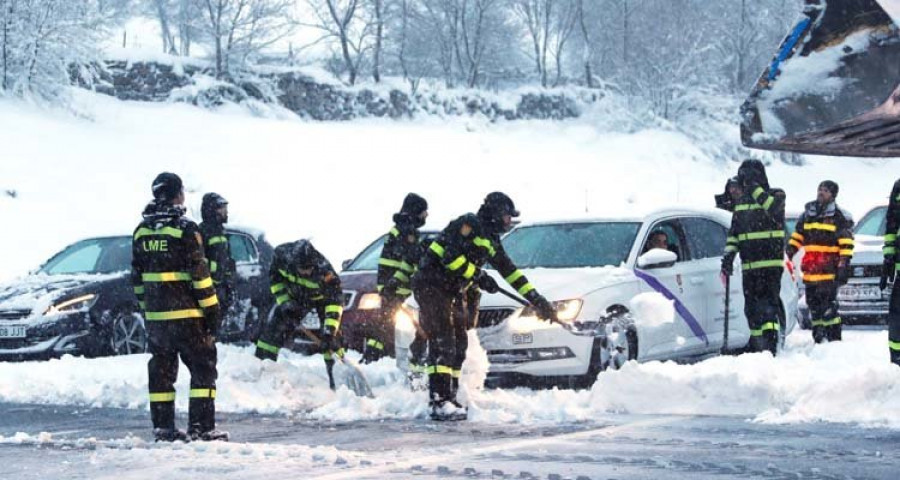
[39,237,132,275]
[343,232,439,272]
[785,216,799,235]
[854,206,886,236]
[502,222,641,268]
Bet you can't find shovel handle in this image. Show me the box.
[497,287,529,306]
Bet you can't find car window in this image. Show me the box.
[344,232,439,272]
[681,217,727,260]
[94,237,133,272]
[785,216,799,236]
[41,239,104,275]
[502,222,641,268]
[228,233,258,263]
[854,206,886,236]
[643,220,689,262]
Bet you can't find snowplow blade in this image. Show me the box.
[741,0,900,157]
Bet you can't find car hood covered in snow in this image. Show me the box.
[479,266,637,308]
[851,234,884,266]
[0,272,125,315]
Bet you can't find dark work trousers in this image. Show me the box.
[805,282,841,343]
[888,282,900,366]
[742,269,783,355]
[254,301,339,376]
[147,319,217,433]
[414,284,465,405]
[364,295,402,363]
[450,287,480,398]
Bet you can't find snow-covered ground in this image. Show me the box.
[0,329,898,429]
[1,89,897,281]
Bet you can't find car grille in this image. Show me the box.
[852,264,882,278]
[477,308,515,328]
[0,309,30,321]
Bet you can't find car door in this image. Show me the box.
[635,219,708,358]
[681,216,731,353]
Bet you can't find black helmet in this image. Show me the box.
[737,159,770,189]
[151,172,183,202]
[290,240,318,268]
[400,193,428,217]
[201,192,229,223]
[478,192,520,233]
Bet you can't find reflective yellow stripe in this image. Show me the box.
[323,348,346,361]
[750,322,780,336]
[804,246,839,253]
[473,237,496,257]
[133,286,144,294]
[149,392,176,403]
[324,318,340,329]
[811,317,841,327]
[393,270,410,282]
[429,242,445,257]
[256,340,279,354]
[518,283,535,295]
[838,238,854,245]
[379,258,403,268]
[742,260,783,271]
[275,294,290,305]
[889,340,900,351]
[396,287,412,296]
[278,269,319,288]
[737,230,784,241]
[207,236,227,246]
[270,283,286,294]
[139,301,146,310]
[325,305,343,315]
[210,261,218,273]
[399,261,415,273]
[884,246,896,255]
[803,273,836,282]
[505,270,524,284]
[804,222,837,232]
[193,277,213,289]
[144,309,204,321]
[198,294,219,308]
[762,196,774,210]
[452,369,461,378]
[189,388,216,399]
[788,239,802,249]
[752,187,765,199]
[791,232,804,241]
[725,245,739,253]
[840,249,853,256]
[448,255,467,271]
[885,234,898,242]
[425,365,453,375]
[389,227,400,237]
[366,338,384,350]
[463,263,476,279]
[734,203,763,211]
[142,272,191,282]
[134,227,183,240]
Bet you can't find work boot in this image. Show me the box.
[430,400,467,422]
[189,428,230,442]
[153,428,189,443]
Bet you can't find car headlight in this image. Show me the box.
[394,305,418,333]
[45,294,98,315]
[519,299,584,323]
[356,293,382,310]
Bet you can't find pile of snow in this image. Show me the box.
[629,292,676,328]
[1,330,899,428]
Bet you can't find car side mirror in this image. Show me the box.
[637,249,677,269]
[341,259,352,270]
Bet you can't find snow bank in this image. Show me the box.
[1,330,899,428]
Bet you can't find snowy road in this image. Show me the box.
[1,402,899,479]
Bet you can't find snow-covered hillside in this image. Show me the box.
[1,89,896,281]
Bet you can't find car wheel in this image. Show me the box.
[110,310,147,355]
[601,313,638,371]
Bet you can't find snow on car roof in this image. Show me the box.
[516,206,732,228]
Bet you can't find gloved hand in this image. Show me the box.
[530,294,557,323]
[837,262,850,286]
[721,252,736,277]
[383,276,402,297]
[881,255,896,290]
[476,271,500,294]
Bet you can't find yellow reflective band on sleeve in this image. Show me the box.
[278,269,320,289]
[791,232,804,241]
[505,270,524,284]
[463,263,476,279]
[324,318,340,329]
[838,238,854,245]
[144,309,204,321]
[762,196,775,210]
[399,261,415,273]
[448,255,467,271]
[725,245,739,253]
[189,388,216,399]
[393,270,410,282]
[210,261,218,273]
[133,286,144,295]
[840,250,853,256]
[134,227,183,240]
[789,239,802,249]
[397,287,412,296]
[518,283,535,295]
[198,294,219,308]
[890,340,900,351]
[429,242,445,257]
[207,236,227,246]
[256,340,280,354]
[811,317,841,327]
[270,283,286,294]
[750,322,780,336]
[742,260,784,271]
[737,230,784,241]
[804,246,839,253]
[139,301,146,310]
[452,369,461,378]
[885,247,897,255]
[726,236,738,244]
[149,391,176,403]
[752,187,765,199]
[804,222,837,232]
[473,237,496,257]
[379,258,403,268]
[886,234,898,242]
[275,294,290,305]
[390,227,400,237]
[325,305,343,315]
[425,365,453,375]
[734,203,764,211]
[142,272,191,282]
[803,273,836,282]
[193,277,213,289]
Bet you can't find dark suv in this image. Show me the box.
[0,227,273,360]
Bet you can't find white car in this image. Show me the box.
[395,207,799,388]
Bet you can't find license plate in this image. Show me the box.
[0,325,26,339]
[838,285,881,301]
[512,332,533,345]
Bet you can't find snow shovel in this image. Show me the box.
[496,287,568,330]
[721,273,731,355]
[297,326,375,398]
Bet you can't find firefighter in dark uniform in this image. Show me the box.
[413,192,557,421]
[199,193,235,330]
[365,193,429,364]
[131,172,227,442]
[882,178,900,365]
[721,159,786,355]
[254,240,344,384]
[786,181,854,343]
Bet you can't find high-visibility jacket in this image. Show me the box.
[199,221,234,288]
[131,201,221,324]
[884,179,900,266]
[725,185,787,273]
[416,213,537,300]
[377,215,422,299]
[268,241,343,335]
[787,201,854,284]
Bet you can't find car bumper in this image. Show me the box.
[799,283,890,324]
[478,324,598,380]
[0,312,93,361]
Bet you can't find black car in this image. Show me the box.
[0,226,273,360]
